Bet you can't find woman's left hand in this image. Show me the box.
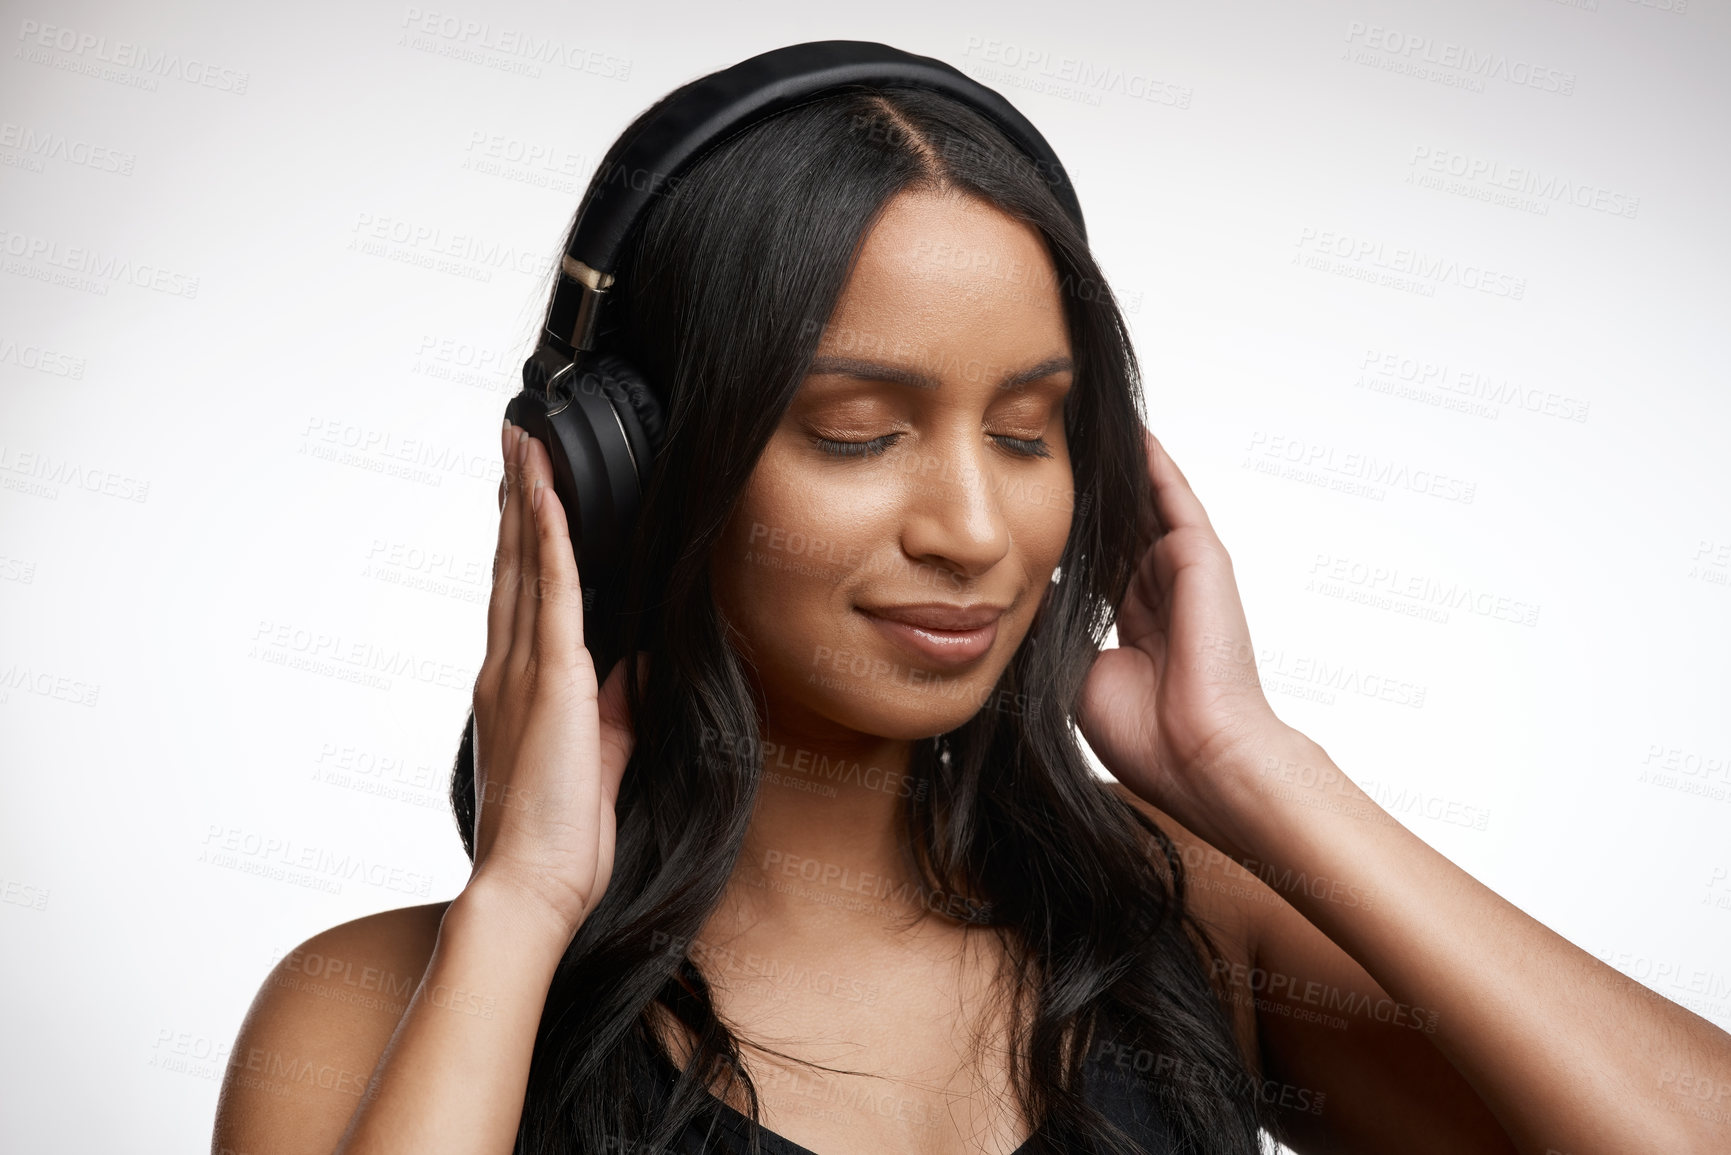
[1077,426,1293,839]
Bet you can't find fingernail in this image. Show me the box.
[501,421,512,461]
[532,478,543,513]
[516,429,529,466]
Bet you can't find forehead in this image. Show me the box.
[817,189,1068,365]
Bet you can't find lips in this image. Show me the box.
[856,602,1007,668]
[856,603,1008,630]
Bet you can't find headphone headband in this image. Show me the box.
[542,39,1087,354]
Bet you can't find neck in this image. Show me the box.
[724,719,937,930]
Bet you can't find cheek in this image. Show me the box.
[711,461,881,664]
[1032,492,1075,568]
[1002,458,1076,561]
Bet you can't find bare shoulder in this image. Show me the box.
[1097,779,1284,1063]
[212,900,452,1155]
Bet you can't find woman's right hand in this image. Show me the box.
[465,420,644,945]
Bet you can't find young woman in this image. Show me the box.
[213,73,1731,1155]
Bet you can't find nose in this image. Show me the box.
[896,431,1012,584]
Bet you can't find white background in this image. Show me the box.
[2,1,1727,1152]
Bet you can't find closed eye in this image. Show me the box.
[813,434,900,459]
[812,434,1053,460]
[993,435,1053,460]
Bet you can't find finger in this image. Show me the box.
[530,452,585,664]
[1133,427,1162,549]
[511,429,544,666]
[484,422,523,673]
[1143,427,1218,539]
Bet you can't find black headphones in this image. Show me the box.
[501,39,1085,681]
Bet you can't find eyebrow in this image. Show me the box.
[803,354,1074,391]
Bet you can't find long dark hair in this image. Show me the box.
[450,83,1275,1154]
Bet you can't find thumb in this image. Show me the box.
[596,651,649,796]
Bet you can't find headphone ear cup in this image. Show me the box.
[584,351,666,464]
[504,351,665,680]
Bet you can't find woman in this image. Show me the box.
[213,70,1731,1155]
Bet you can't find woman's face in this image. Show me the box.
[711,188,1077,744]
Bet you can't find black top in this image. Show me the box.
[632,1036,1177,1154]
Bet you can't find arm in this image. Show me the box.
[1108,780,1519,1154]
[212,888,574,1155]
[215,422,642,1154]
[1076,427,1731,1155]
[330,885,575,1155]
[1207,726,1731,1155]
